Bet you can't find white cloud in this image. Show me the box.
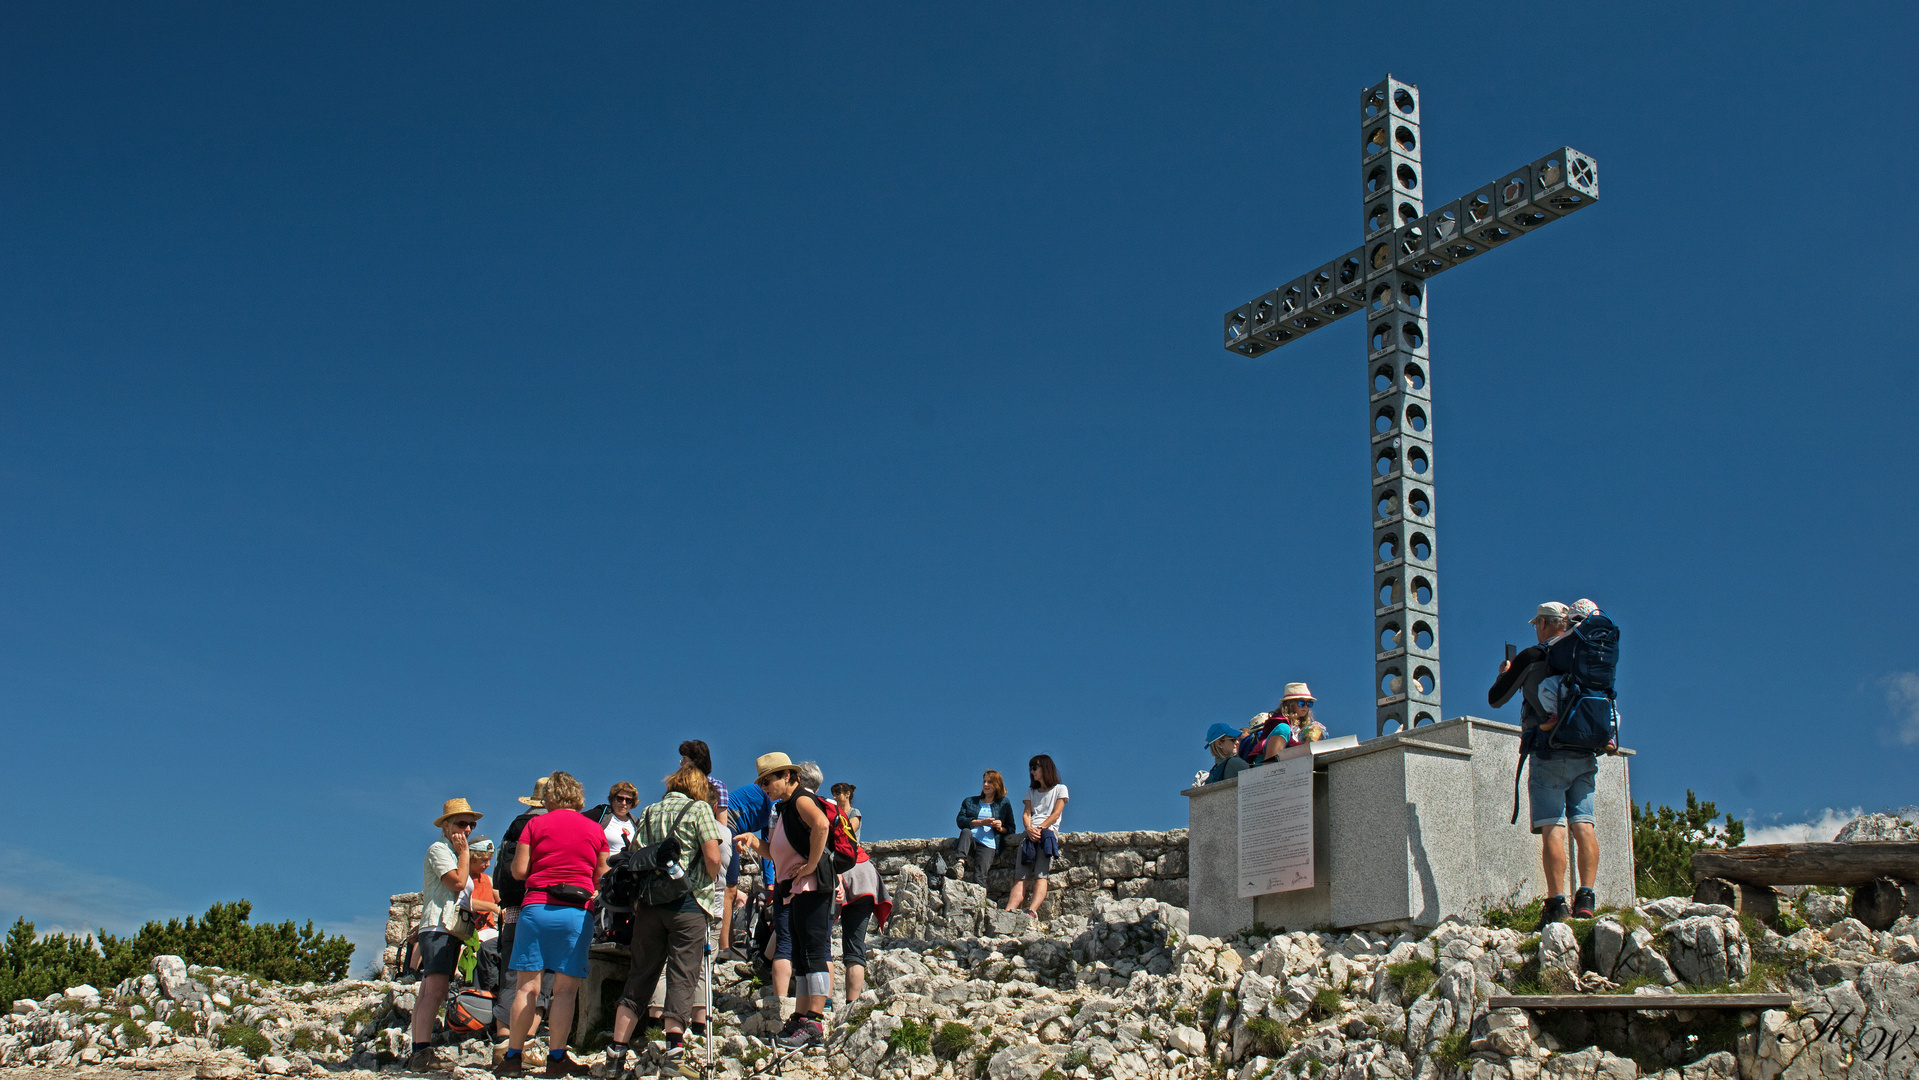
[1744,807,1863,847]
[1887,672,1919,746]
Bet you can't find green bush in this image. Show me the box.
[0,901,352,1006]
[932,1022,974,1061]
[1633,792,1745,898]
[218,1023,272,1059]
[888,1017,932,1056]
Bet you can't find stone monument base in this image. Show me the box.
[1184,716,1632,937]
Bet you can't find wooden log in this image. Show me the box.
[1852,878,1906,931]
[1488,993,1793,1011]
[1690,842,1919,886]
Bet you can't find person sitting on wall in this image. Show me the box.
[1251,683,1326,762]
[1201,723,1250,785]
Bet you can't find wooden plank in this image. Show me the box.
[1690,841,1919,886]
[1489,993,1793,1011]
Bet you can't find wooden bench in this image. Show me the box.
[1691,841,1919,931]
[1489,993,1792,1011]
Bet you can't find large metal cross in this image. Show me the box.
[1222,75,1600,738]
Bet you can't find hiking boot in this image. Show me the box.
[774,1016,823,1051]
[492,1050,525,1077]
[406,1047,454,1073]
[543,1052,589,1078]
[590,1045,629,1079]
[1536,895,1571,930]
[1572,887,1597,918]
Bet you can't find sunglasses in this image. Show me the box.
[612,797,636,805]
[450,819,478,829]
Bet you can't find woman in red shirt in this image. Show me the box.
[499,772,608,1078]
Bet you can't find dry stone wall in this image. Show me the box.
[865,828,1187,916]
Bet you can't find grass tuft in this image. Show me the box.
[932,1022,974,1061]
[888,1017,932,1056]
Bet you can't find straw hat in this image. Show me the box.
[754,752,795,782]
[433,798,482,828]
[518,777,551,807]
[1280,682,1315,703]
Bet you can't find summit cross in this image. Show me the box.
[1221,75,1601,738]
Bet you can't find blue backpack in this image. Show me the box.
[1543,611,1620,755]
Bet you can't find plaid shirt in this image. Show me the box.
[635,791,724,917]
[708,776,730,813]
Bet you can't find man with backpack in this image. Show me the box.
[1494,599,1620,927]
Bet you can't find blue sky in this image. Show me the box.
[1,4,1911,967]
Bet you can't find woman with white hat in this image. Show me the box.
[408,797,482,1069]
[1260,683,1323,761]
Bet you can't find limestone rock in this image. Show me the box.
[1539,922,1580,982]
[1663,915,1750,986]
[261,1056,291,1075]
[1801,892,1848,929]
[1169,1024,1206,1056]
[153,956,193,1001]
[1832,813,1919,842]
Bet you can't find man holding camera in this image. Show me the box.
[1495,602,1600,926]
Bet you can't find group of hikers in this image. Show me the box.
[407,746,1073,1077]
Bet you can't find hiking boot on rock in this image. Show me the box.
[774,1015,824,1051]
[1572,887,1597,918]
[542,1052,589,1078]
[1536,895,1571,930]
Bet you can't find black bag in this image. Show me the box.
[612,799,697,909]
[472,938,504,993]
[544,883,592,908]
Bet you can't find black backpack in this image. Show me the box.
[1546,611,1618,691]
[1543,611,1621,755]
[603,799,697,911]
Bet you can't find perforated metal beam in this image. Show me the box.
[1218,75,1600,737]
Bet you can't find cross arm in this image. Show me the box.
[1223,146,1599,357]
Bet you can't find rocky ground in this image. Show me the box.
[6,873,1917,1080]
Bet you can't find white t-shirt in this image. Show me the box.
[604,814,637,857]
[1026,784,1069,832]
[421,840,463,932]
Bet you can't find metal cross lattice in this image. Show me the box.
[1221,75,1600,738]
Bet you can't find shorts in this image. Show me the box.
[1013,843,1052,881]
[507,903,592,978]
[1529,753,1599,834]
[724,845,742,887]
[416,930,462,978]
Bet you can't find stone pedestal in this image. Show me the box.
[1184,716,1634,937]
[578,944,630,1041]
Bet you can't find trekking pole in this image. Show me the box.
[704,918,715,1079]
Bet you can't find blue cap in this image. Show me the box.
[1204,722,1238,748]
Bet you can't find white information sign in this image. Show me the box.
[1237,745,1314,897]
